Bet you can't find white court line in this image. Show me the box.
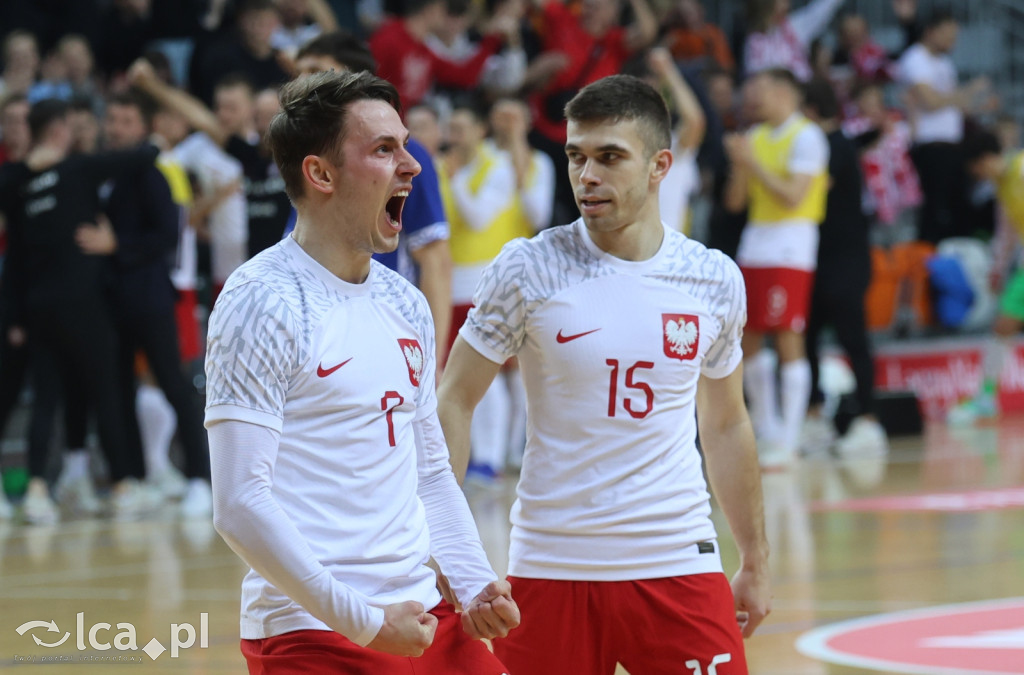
[796,597,1024,675]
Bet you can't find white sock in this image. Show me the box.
[62,449,90,482]
[744,349,780,441]
[470,376,511,472]
[505,368,527,463]
[982,337,1010,391]
[185,478,209,493]
[136,384,178,477]
[780,359,812,453]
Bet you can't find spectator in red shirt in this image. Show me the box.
[838,14,896,84]
[527,0,658,221]
[661,0,735,72]
[369,0,519,109]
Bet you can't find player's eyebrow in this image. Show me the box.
[564,143,630,154]
[370,133,407,146]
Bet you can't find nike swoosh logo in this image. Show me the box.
[556,328,601,344]
[316,358,352,378]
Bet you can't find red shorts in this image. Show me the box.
[174,289,202,363]
[740,266,815,334]
[493,574,747,675]
[240,601,508,675]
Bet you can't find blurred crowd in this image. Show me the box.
[0,0,1020,519]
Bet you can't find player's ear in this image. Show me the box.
[302,155,335,195]
[650,148,672,185]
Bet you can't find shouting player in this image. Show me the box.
[204,70,518,673]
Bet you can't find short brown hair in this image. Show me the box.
[108,90,157,126]
[268,69,400,201]
[757,67,802,95]
[564,74,671,157]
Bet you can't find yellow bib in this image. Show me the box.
[998,151,1024,239]
[748,118,828,225]
[441,146,533,266]
[157,157,194,207]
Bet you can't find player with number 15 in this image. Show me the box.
[438,74,771,674]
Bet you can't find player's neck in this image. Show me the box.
[447,143,478,169]
[292,216,372,285]
[768,108,797,128]
[585,214,664,262]
[817,118,839,133]
[993,157,1009,181]
[26,143,66,171]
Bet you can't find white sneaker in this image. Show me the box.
[836,417,889,458]
[55,475,103,515]
[22,490,59,525]
[0,492,14,520]
[947,393,999,427]
[110,479,163,521]
[179,479,213,519]
[801,415,837,456]
[149,466,188,500]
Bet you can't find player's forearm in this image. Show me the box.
[435,395,473,483]
[136,77,227,147]
[507,140,532,191]
[414,413,496,604]
[305,0,339,32]
[451,172,513,231]
[751,163,810,208]
[702,418,770,570]
[912,84,968,112]
[661,65,706,152]
[209,421,385,645]
[626,0,658,51]
[789,0,845,44]
[520,161,555,231]
[724,167,750,213]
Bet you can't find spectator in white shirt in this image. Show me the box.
[898,9,996,242]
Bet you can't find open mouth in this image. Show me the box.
[385,190,410,230]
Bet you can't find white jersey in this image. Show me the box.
[171,132,247,284]
[461,220,746,581]
[205,236,493,640]
[898,43,964,144]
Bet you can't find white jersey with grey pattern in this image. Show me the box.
[461,219,746,581]
[205,236,460,641]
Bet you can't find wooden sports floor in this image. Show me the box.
[1,417,1022,674]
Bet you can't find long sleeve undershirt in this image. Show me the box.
[209,410,496,646]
